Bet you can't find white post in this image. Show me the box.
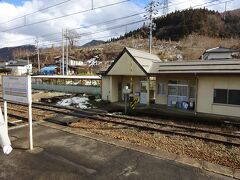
[28,103,33,150]
[3,101,7,126]
[28,75,33,150]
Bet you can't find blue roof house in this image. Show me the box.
[40,65,58,75]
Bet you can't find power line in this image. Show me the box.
[44,0,238,46]
[0,11,145,46]
[37,20,145,47]
[1,0,193,46]
[1,0,130,32]
[0,19,144,50]
[192,0,233,9]
[37,30,123,48]
[0,0,236,48]
[0,0,75,25]
[16,0,196,48]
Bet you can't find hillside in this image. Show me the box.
[113,8,240,41]
[0,45,36,61]
[81,40,105,48]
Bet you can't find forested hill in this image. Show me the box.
[112,8,240,41]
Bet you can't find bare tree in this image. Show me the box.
[65,29,81,49]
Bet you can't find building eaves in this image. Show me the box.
[149,59,240,74]
[103,47,161,76]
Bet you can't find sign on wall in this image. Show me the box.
[2,76,32,104]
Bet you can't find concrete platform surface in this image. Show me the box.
[0,123,233,180]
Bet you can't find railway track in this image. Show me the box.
[1,100,240,147]
[97,114,240,147]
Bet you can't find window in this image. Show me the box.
[168,84,188,96]
[213,89,240,105]
[228,90,240,105]
[189,85,196,98]
[157,83,167,95]
[214,89,228,104]
[168,85,178,95]
[178,86,188,96]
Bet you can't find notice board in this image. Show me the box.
[2,76,32,104]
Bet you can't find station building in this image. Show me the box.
[99,47,240,118]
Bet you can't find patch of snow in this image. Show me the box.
[87,55,101,67]
[57,96,92,109]
[95,99,101,102]
[57,98,72,106]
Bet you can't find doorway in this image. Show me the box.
[140,81,148,104]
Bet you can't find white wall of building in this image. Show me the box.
[6,64,32,75]
[203,52,232,60]
[197,75,240,117]
[69,59,84,66]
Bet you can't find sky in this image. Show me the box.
[0,0,239,48]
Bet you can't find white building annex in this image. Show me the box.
[202,46,239,60]
[100,47,240,118]
[5,59,32,75]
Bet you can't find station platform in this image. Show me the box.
[0,122,232,180]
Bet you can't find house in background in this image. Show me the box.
[54,55,87,75]
[5,59,32,75]
[100,47,240,118]
[202,46,239,60]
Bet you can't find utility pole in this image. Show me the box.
[66,29,69,75]
[144,1,159,54]
[62,29,65,75]
[35,38,40,72]
[224,1,227,20]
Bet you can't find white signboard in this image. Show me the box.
[2,75,33,150]
[2,76,32,104]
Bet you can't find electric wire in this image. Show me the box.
[0,0,237,48]
[1,0,130,32]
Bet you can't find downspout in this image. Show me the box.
[194,73,198,116]
[100,74,103,100]
[147,75,150,106]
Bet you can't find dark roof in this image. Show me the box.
[7,62,29,66]
[204,47,239,53]
[54,55,77,60]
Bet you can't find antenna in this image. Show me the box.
[144,0,159,54]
